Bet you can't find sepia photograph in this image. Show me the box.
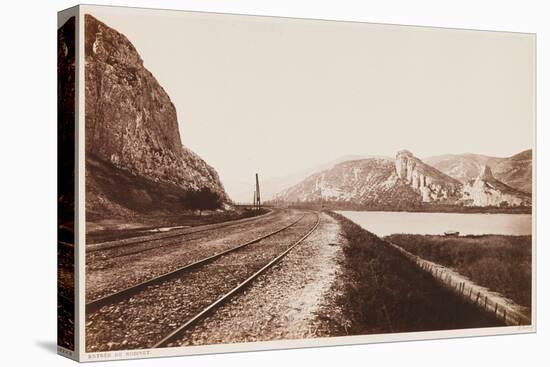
[57,4,535,360]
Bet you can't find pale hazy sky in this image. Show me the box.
[85,6,534,196]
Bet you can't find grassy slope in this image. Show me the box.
[386,234,532,310]
[325,212,503,335]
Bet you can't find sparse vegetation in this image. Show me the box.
[181,187,223,215]
[326,212,503,335]
[270,200,531,214]
[386,234,532,311]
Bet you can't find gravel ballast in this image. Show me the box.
[170,212,345,346]
[86,210,301,300]
[86,211,320,352]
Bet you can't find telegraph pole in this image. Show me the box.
[255,173,261,210]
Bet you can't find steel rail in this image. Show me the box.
[106,217,281,260]
[87,208,275,253]
[86,212,305,315]
[153,211,321,348]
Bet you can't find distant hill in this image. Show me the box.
[274,150,531,209]
[462,165,531,207]
[425,150,532,194]
[226,155,388,203]
[273,158,421,208]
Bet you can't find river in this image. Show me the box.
[337,211,532,236]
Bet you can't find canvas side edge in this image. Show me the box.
[56,5,78,362]
[76,4,87,362]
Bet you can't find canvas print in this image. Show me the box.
[57,13,76,354]
[58,5,535,361]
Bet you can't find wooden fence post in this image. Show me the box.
[484,296,488,309]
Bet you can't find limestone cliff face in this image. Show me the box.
[395,150,462,202]
[83,15,228,217]
[462,165,531,207]
[425,150,532,194]
[274,151,531,209]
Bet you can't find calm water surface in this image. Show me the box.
[337,211,532,236]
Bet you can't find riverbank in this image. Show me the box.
[274,202,531,214]
[386,234,532,314]
[326,212,503,335]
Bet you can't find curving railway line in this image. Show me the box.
[86,208,276,260]
[85,210,305,300]
[86,210,320,351]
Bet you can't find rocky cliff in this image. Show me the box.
[462,165,531,207]
[83,15,228,219]
[425,150,532,194]
[490,150,532,194]
[273,158,422,208]
[395,150,462,203]
[274,150,531,209]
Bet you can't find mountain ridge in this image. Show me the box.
[274,150,531,209]
[274,158,422,209]
[425,149,532,194]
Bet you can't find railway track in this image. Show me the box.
[86,212,307,314]
[87,208,275,253]
[86,209,278,262]
[86,211,320,351]
[153,211,320,348]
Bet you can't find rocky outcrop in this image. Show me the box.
[273,158,422,208]
[425,150,532,194]
[395,150,462,202]
[462,165,531,207]
[83,15,229,218]
[491,150,532,194]
[274,150,531,210]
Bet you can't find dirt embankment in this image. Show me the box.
[386,233,532,312]
[325,212,504,335]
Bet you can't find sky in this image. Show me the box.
[86,6,535,201]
